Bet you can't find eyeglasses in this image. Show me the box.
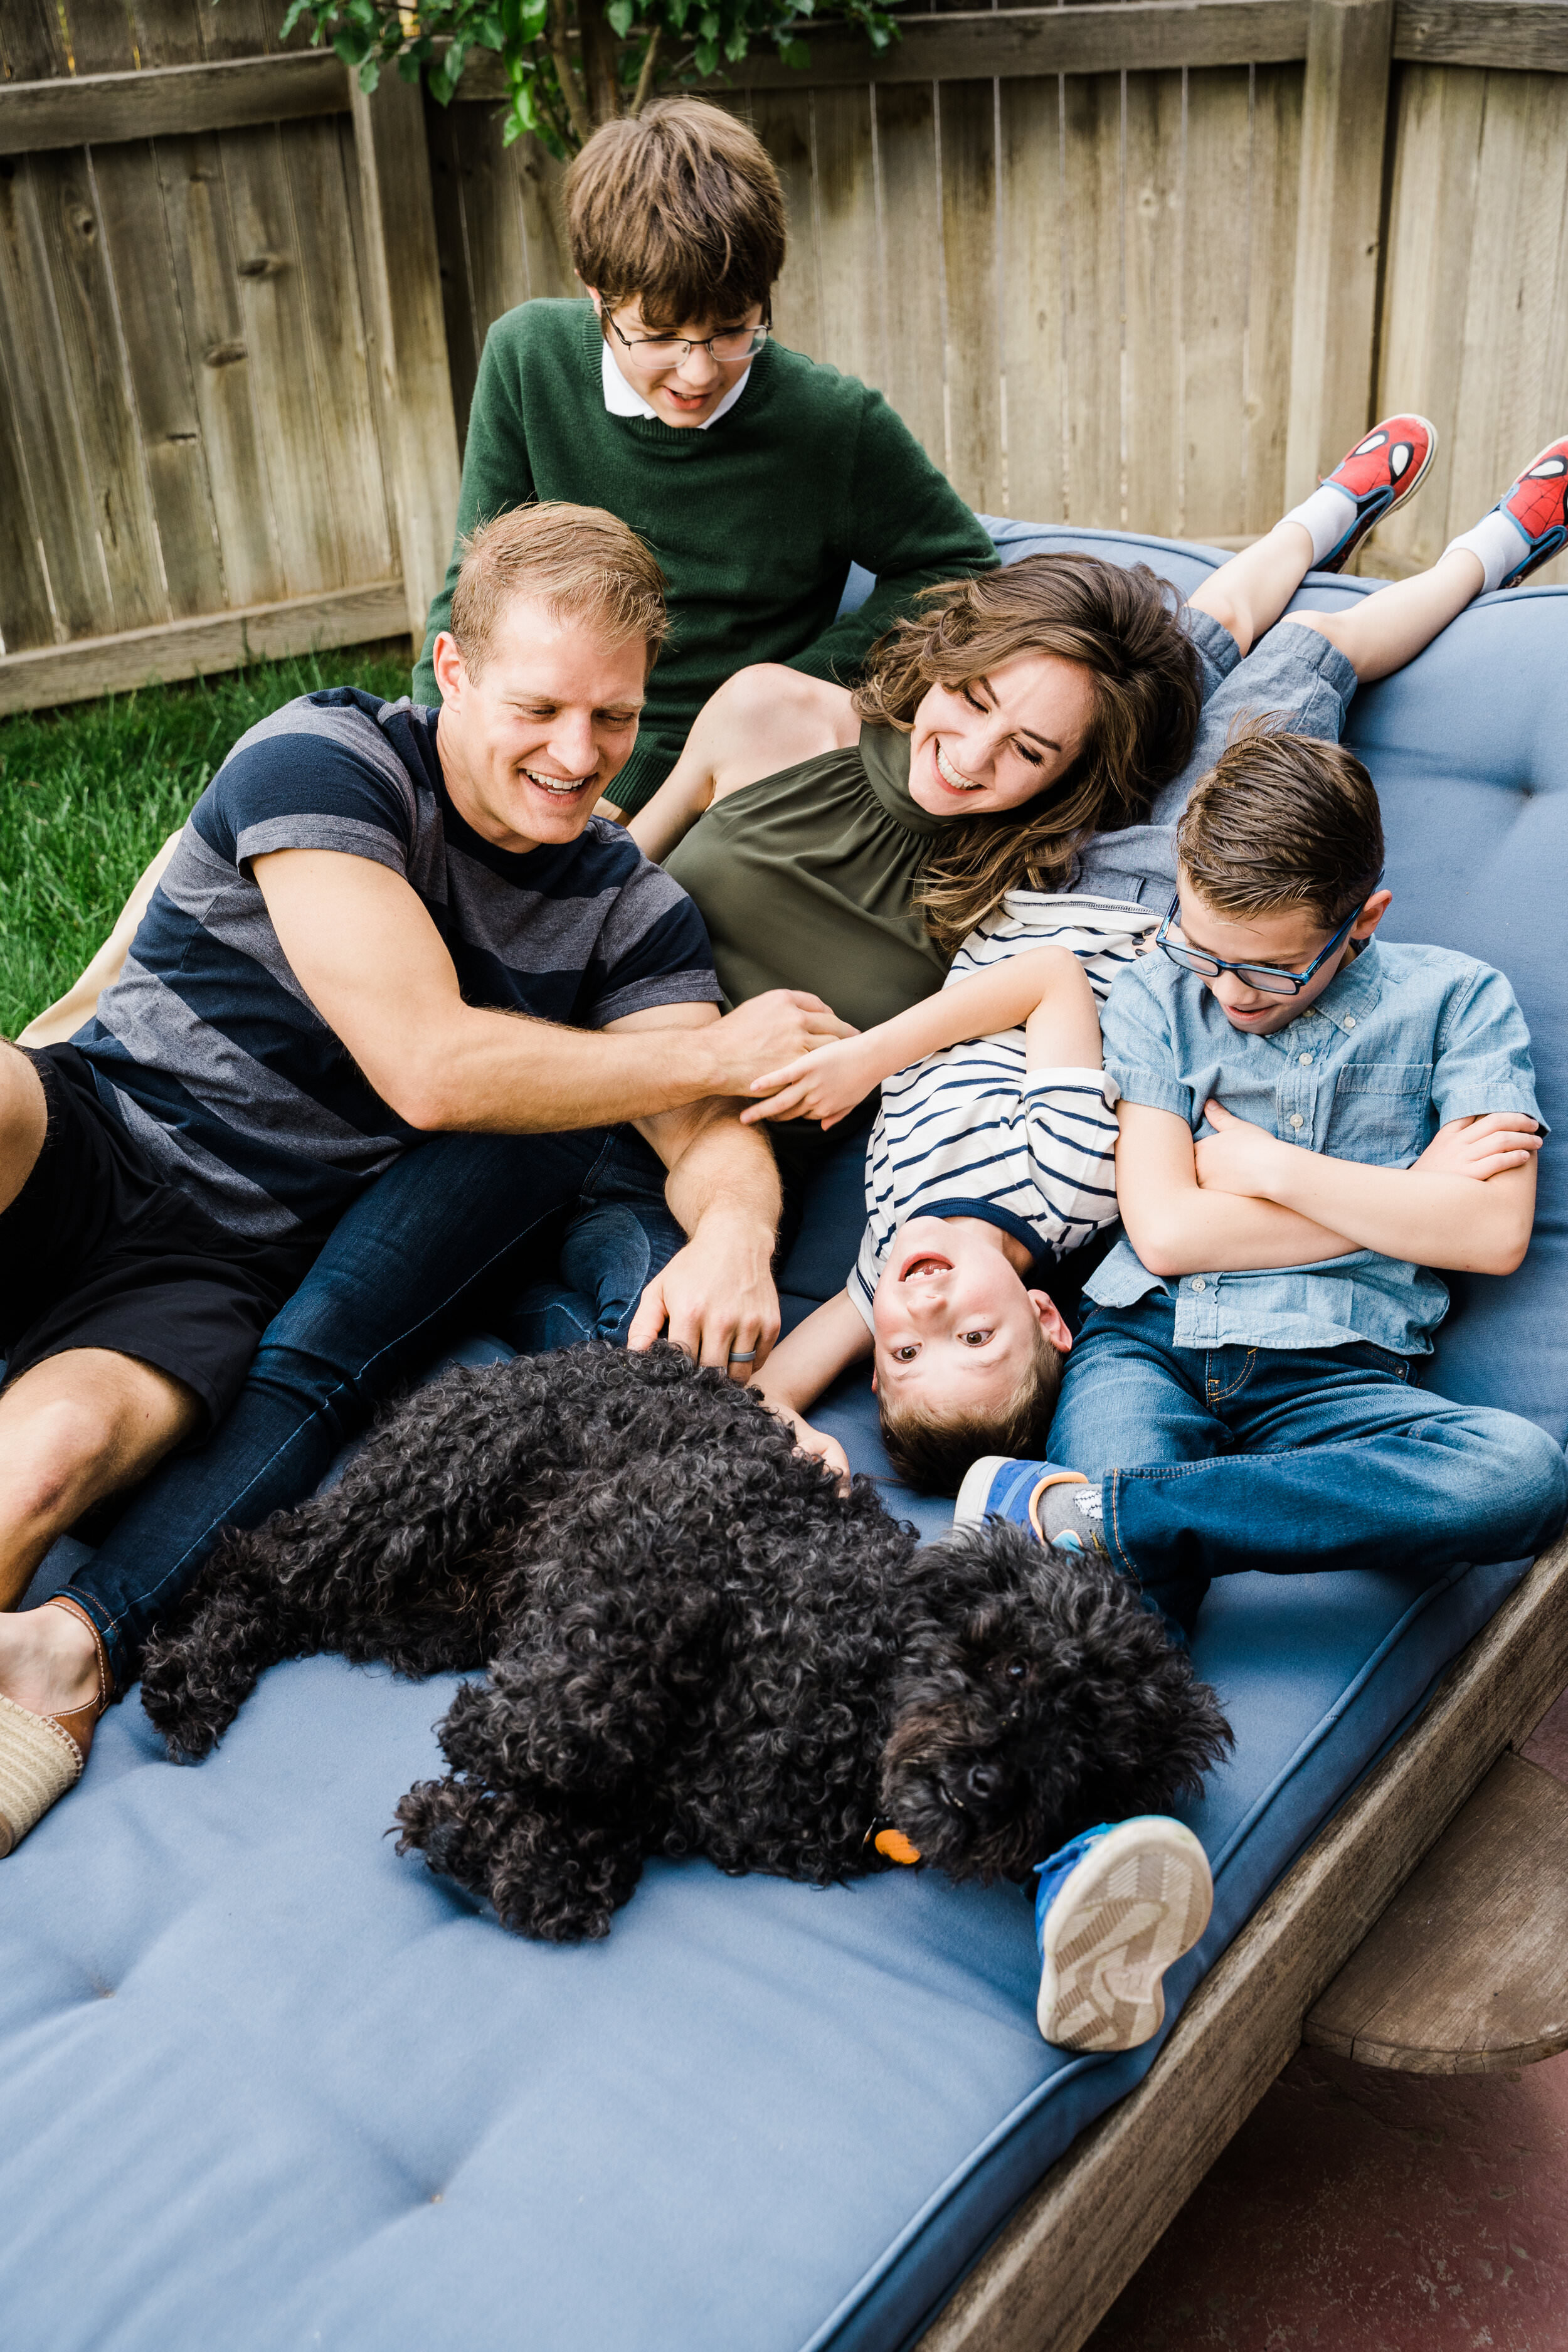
[603,310,770,366]
[1155,875,1383,997]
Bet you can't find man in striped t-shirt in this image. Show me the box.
[0,506,849,1843]
[746,896,1153,1495]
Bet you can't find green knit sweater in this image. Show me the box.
[412,300,997,813]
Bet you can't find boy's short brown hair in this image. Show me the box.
[449,501,667,677]
[1175,716,1385,928]
[564,98,787,331]
[879,1327,1066,1496]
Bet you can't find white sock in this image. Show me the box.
[1442,507,1528,595]
[1281,481,1358,568]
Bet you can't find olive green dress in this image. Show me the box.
[665,723,950,1030]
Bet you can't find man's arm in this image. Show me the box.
[1194,1100,1539,1277]
[623,1048,785,1375]
[1116,1101,1359,1278]
[251,848,853,1131]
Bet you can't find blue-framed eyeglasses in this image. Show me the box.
[1155,874,1384,997]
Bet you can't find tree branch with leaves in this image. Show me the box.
[269,0,903,160]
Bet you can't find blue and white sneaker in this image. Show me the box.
[1034,1817,1213,2051]
[955,1456,1108,1557]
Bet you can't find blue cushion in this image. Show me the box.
[3,534,1564,2351]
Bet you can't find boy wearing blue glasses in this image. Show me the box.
[958,721,1567,1638]
[411,97,995,820]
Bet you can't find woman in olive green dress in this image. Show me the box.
[630,552,1206,1040]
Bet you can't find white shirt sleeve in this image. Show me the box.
[1019,1065,1122,1241]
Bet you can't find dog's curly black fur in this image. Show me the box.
[141,1344,1231,1941]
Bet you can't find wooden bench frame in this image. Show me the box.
[919,1529,1568,2352]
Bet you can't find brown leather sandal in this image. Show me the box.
[0,1597,114,1858]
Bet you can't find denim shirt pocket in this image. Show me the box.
[1327,1061,1434,1165]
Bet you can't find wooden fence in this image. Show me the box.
[2,0,1566,714]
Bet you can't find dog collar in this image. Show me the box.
[865,1815,921,1866]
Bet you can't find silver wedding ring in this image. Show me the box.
[728,1350,757,1362]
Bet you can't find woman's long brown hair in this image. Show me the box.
[852,554,1203,955]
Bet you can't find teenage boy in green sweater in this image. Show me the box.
[411,98,998,819]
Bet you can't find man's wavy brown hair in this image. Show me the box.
[853,554,1203,956]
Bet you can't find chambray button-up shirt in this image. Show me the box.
[1085,937,1542,1357]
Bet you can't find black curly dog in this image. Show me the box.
[142,1345,1230,1941]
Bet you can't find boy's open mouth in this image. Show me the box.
[898,1249,953,1283]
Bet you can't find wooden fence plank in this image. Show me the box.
[0,55,347,157]
[809,85,882,394]
[38,146,169,629]
[1241,60,1303,532]
[1181,66,1254,539]
[867,81,946,466]
[1282,0,1396,506]
[684,2,1320,88]
[291,114,398,590]
[154,127,287,608]
[423,98,491,443]
[997,73,1068,522]
[0,344,55,654]
[751,87,825,366]
[90,138,225,619]
[1121,69,1184,539]
[0,3,73,82]
[0,154,125,638]
[939,78,1002,511]
[1061,72,1124,526]
[350,70,462,643]
[0,580,408,716]
[218,122,343,595]
[122,0,208,70]
[1394,2,1568,74]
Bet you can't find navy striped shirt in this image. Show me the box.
[77,690,719,1238]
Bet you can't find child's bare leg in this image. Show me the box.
[1188,524,1316,660]
[1189,414,1438,657]
[1278,546,1483,683]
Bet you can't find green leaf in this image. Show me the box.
[607,0,635,31]
[331,26,374,67]
[356,52,381,90]
[780,36,809,65]
[694,35,718,70]
[279,1,316,38]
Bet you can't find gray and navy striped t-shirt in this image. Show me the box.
[76,689,720,1239]
[849,893,1158,1328]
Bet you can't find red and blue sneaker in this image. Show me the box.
[1033,1816,1214,2050]
[1491,435,1568,588]
[1312,413,1438,573]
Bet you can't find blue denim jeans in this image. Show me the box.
[1048,1296,1568,1631]
[499,1129,684,1353]
[64,1123,663,1686]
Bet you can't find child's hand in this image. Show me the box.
[1412,1113,1543,1182]
[739,1036,881,1129]
[756,1397,850,1490]
[1194,1099,1289,1195]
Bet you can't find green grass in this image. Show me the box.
[0,642,415,1039]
